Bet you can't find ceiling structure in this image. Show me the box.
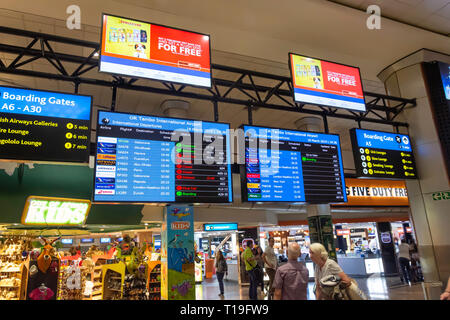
[0,1,446,227]
[0,8,413,154]
[328,0,450,37]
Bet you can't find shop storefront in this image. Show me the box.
[194,223,240,283]
[258,178,420,279]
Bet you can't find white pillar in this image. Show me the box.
[294,116,323,132]
[379,49,450,299]
[160,99,190,118]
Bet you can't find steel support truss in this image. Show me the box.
[0,26,415,131]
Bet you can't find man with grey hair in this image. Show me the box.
[273,243,309,300]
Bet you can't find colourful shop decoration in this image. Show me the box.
[161,205,195,300]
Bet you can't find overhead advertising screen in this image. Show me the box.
[100,14,211,88]
[439,62,450,100]
[289,53,366,112]
[94,111,232,203]
[81,238,94,244]
[204,223,238,232]
[350,128,418,179]
[0,86,91,163]
[242,125,347,203]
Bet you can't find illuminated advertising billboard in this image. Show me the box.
[21,196,91,226]
[100,14,211,88]
[0,86,92,163]
[334,178,409,206]
[289,53,366,112]
[350,128,418,179]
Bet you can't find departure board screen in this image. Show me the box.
[242,125,347,203]
[94,111,232,203]
[0,86,91,163]
[350,128,418,179]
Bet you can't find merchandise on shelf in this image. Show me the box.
[147,261,161,301]
[0,236,31,300]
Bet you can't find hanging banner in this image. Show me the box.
[161,205,195,300]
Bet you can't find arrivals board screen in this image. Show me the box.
[242,125,347,203]
[289,53,366,112]
[94,111,232,203]
[100,14,211,88]
[350,128,418,179]
[0,86,91,163]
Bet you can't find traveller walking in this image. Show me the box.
[215,250,228,298]
[243,240,258,300]
[397,239,412,284]
[262,237,277,299]
[273,243,309,300]
[309,243,352,300]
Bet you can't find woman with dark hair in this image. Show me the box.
[215,250,228,298]
[254,245,265,293]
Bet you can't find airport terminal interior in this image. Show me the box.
[0,0,448,301]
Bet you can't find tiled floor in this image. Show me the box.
[196,275,426,300]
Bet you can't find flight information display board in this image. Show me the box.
[94,111,232,203]
[0,86,91,163]
[289,53,366,112]
[350,128,418,179]
[100,14,211,88]
[242,125,347,203]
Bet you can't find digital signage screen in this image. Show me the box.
[438,62,450,100]
[0,86,92,163]
[100,14,211,88]
[94,111,232,203]
[350,128,418,179]
[100,237,111,244]
[289,53,366,112]
[204,223,238,232]
[61,239,73,245]
[80,238,94,244]
[242,125,347,203]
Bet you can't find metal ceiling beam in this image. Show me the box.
[0,26,415,128]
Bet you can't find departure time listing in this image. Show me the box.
[94,111,232,203]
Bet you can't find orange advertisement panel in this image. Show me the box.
[100,14,211,87]
[334,178,409,206]
[289,53,365,112]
